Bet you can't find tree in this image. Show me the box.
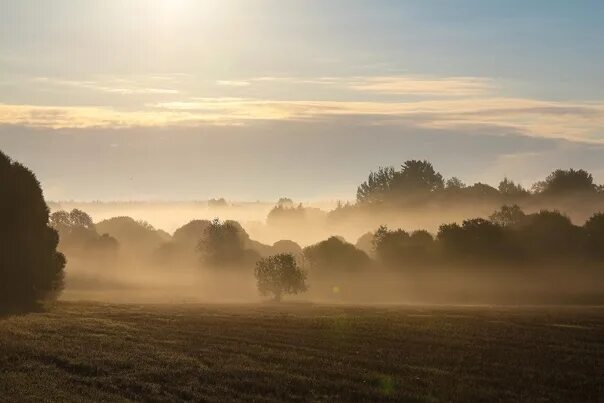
[198,219,260,268]
[303,236,371,273]
[96,216,169,256]
[437,218,507,259]
[518,210,580,257]
[373,226,435,268]
[50,209,118,259]
[498,178,529,198]
[537,169,596,195]
[208,198,228,208]
[489,205,526,227]
[394,160,444,195]
[277,197,294,208]
[357,166,396,204]
[463,183,501,200]
[0,150,65,312]
[584,213,604,259]
[357,161,444,204]
[254,254,307,302]
[446,177,466,190]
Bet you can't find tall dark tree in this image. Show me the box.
[535,169,596,195]
[0,150,65,312]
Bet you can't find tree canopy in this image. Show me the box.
[254,254,307,301]
[0,150,65,312]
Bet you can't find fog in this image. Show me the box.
[50,178,604,307]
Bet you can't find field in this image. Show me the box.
[0,303,602,402]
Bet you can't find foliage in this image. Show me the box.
[357,160,444,204]
[198,219,260,268]
[538,169,596,195]
[303,236,371,273]
[254,254,307,301]
[489,204,526,227]
[0,150,65,311]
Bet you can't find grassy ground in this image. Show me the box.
[0,303,602,402]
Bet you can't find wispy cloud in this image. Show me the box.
[33,77,180,95]
[2,97,604,143]
[245,75,495,96]
[345,76,495,96]
[216,80,251,87]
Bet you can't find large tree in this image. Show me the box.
[254,254,307,302]
[357,160,444,204]
[534,169,596,195]
[0,150,65,312]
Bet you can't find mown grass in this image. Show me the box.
[0,302,602,402]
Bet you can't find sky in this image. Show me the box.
[1,0,603,201]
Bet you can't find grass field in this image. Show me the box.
[0,303,602,402]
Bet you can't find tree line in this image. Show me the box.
[2,149,603,310]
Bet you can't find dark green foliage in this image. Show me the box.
[303,236,371,273]
[0,150,65,312]
[254,254,307,301]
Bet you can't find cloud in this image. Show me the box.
[345,76,495,96]
[1,96,604,143]
[216,80,251,87]
[245,75,495,96]
[33,77,180,95]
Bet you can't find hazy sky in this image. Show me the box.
[1,0,603,201]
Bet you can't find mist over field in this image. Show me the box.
[2,1,604,401]
[47,161,604,307]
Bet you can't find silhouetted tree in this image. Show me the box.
[254,254,307,302]
[463,183,500,200]
[96,216,169,256]
[272,240,303,256]
[536,169,596,195]
[355,232,375,257]
[358,160,444,205]
[208,198,228,208]
[277,197,294,208]
[437,218,507,260]
[517,210,581,258]
[489,205,526,227]
[303,236,371,273]
[357,166,396,204]
[445,177,466,190]
[584,213,604,259]
[198,219,260,268]
[373,226,435,268]
[498,178,529,198]
[0,150,65,312]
